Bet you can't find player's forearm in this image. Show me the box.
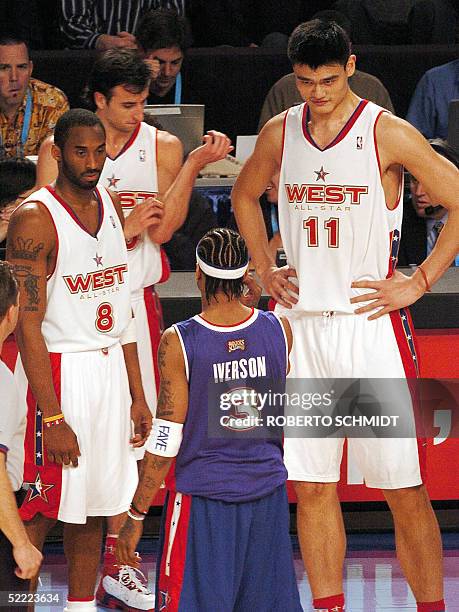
[15,322,61,418]
[131,451,174,513]
[148,159,201,244]
[122,341,147,403]
[417,208,459,288]
[0,461,29,548]
[232,191,275,276]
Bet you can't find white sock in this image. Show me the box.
[64,598,97,611]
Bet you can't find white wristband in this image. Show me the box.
[120,317,137,345]
[145,418,183,457]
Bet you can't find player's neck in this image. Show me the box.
[97,113,139,157]
[200,298,253,326]
[53,178,96,209]
[309,89,360,127]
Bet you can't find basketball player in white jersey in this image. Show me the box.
[36,49,232,610]
[7,109,154,612]
[232,20,459,612]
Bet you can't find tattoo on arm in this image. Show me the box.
[157,334,170,371]
[14,264,40,312]
[10,237,44,261]
[156,379,174,418]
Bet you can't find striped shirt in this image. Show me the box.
[60,0,185,48]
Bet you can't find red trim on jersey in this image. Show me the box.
[20,353,63,522]
[159,248,171,284]
[46,186,103,238]
[373,111,404,211]
[157,491,192,612]
[36,197,60,280]
[197,307,255,328]
[391,164,404,211]
[143,286,163,391]
[302,99,369,151]
[389,310,427,482]
[106,122,141,161]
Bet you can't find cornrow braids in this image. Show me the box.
[197,228,249,303]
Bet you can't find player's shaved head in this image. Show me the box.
[54,108,105,150]
[288,19,351,68]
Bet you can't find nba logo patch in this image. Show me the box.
[227,339,245,353]
[110,215,116,228]
[356,136,363,149]
[139,149,146,162]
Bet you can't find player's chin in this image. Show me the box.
[79,177,100,189]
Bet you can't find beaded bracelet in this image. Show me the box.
[44,415,65,428]
[127,509,145,522]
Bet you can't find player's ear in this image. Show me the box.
[94,91,107,111]
[51,143,62,163]
[345,55,356,78]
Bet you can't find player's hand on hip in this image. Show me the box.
[13,541,43,579]
[124,198,164,240]
[240,271,262,308]
[44,421,80,467]
[116,519,143,567]
[350,269,427,320]
[261,265,298,309]
[131,398,152,447]
[188,131,234,169]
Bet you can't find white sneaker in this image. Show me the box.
[96,564,154,611]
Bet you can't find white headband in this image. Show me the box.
[196,252,249,279]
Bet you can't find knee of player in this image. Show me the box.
[293,481,338,505]
[382,484,429,512]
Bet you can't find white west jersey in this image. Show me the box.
[278,100,403,313]
[100,122,162,294]
[33,186,131,352]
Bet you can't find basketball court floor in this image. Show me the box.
[34,532,459,611]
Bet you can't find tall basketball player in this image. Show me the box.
[7,109,153,612]
[36,49,232,610]
[116,227,302,611]
[232,20,459,612]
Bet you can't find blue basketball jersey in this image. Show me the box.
[173,308,288,502]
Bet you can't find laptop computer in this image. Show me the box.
[144,104,204,156]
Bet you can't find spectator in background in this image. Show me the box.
[406,60,459,140]
[136,9,190,103]
[59,0,185,50]
[258,11,394,130]
[0,37,69,158]
[398,139,459,267]
[334,0,457,44]
[163,191,218,269]
[0,157,36,259]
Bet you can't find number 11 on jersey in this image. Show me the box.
[303,216,339,248]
